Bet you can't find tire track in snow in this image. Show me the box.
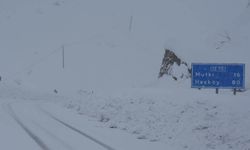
[6,104,51,150]
[40,108,116,150]
[31,120,75,150]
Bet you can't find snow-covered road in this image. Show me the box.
[0,99,168,150]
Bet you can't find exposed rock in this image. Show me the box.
[158,49,191,80]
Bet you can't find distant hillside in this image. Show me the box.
[0,0,249,92]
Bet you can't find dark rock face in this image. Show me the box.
[158,49,191,80]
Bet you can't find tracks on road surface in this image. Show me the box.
[5,104,51,150]
[3,102,116,150]
[39,108,116,150]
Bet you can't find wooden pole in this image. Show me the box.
[129,16,133,32]
[62,45,65,69]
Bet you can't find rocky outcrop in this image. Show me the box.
[158,49,191,80]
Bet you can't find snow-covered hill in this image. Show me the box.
[1,0,249,92]
[0,0,250,149]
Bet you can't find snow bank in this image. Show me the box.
[65,85,250,150]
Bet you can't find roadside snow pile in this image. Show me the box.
[65,86,250,150]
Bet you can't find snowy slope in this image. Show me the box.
[65,84,250,150]
[1,0,249,92]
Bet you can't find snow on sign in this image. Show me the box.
[191,63,245,89]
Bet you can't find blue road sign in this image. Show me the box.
[192,63,245,89]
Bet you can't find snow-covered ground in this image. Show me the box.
[64,78,250,150]
[0,0,250,149]
[0,84,169,150]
